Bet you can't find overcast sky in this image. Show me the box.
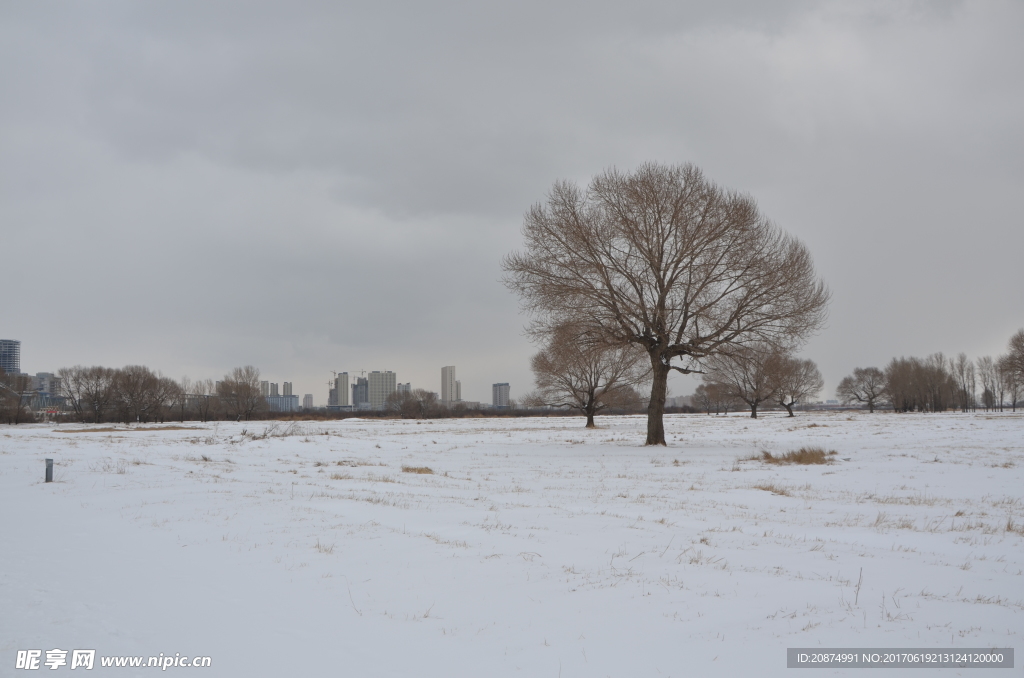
[3,1,1022,405]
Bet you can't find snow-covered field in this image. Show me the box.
[2,412,1022,677]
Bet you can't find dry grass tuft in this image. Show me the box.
[761,447,834,465]
[402,465,434,474]
[753,482,791,496]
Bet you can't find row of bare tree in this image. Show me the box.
[836,330,1024,412]
[56,365,268,423]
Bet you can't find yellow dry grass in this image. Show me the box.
[761,447,835,465]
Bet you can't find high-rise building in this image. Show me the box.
[260,381,270,397]
[335,372,350,407]
[368,371,396,410]
[283,382,293,396]
[303,394,314,409]
[352,377,369,408]
[397,382,412,394]
[441,366,458,403]
[0,339,21,375]
[492,383,510,408]
[270,383,279,397]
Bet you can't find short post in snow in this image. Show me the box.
[45,458,53,483]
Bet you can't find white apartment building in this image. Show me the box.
[441,366,460,403]
[335,372,350,407]
[367,370,396,410]
[283,382,293,396]
[266,394,299,412]
[492,383,510,408]
[303,394,313,409]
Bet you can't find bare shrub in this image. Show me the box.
[402,465,434,474]
[761,447,834,465]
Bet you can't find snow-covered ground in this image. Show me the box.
[2,412,1021,677]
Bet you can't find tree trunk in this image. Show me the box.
[783,402,795,417]
[585,412,595,428]
[750,403,758,419]
[646,359,669,445]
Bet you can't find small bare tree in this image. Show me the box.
[774,355,823,416]
[1007,329,1024,384]
[503,163,829,444]
[836,366,887,413]
[527,324,648,428]
[0,368,33,424]
[692,383,736,415]
[998,354,1019,412]
[703,344,780,419]
[976,356,997,411]
[174,376,193,422]
[193,378,217,422]
[949,353,976,412]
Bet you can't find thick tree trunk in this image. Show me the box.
[750,403,758,418]
[585,412,595,428]
[646,359,669,445]
[783,402,795,417]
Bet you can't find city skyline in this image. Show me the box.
[2,336,512,408]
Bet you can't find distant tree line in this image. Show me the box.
[836,329,1024,413]
[51,365,270,424]
[17,363,616,425]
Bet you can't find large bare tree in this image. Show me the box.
[836,366,887,413]
[526,323,649,428]
[217,366,266,421]
[57,365,117,423]
[503,162,829,444]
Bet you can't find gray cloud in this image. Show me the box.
[2,0,1022,403]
